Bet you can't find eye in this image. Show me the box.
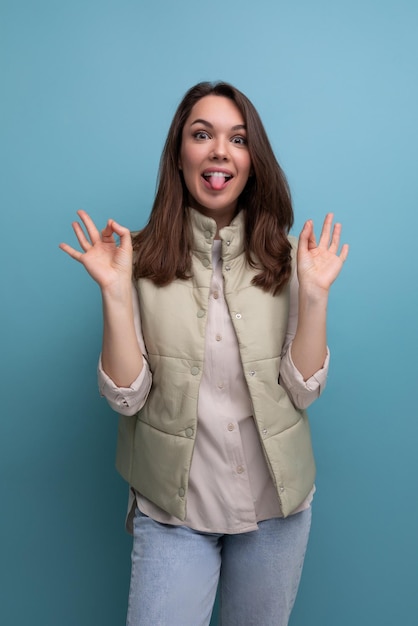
[231,135,247,145]
[193,130,211,140]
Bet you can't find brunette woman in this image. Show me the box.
[60,81,348,626]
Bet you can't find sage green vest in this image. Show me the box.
[116,209,316,520]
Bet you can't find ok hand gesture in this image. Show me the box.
[59,210,133,294]
[297,213,349,296]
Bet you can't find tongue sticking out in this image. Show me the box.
[208,175,227,190]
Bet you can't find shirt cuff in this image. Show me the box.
[97,355,152,416]
[279,344,330,410]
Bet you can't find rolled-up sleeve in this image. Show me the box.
[97,283,153,416]
[98,357,152,416]
[279,344,329,410]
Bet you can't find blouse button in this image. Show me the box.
[191,366,200,376]
[227,423,235,431]
[213,291,219,299]
[236,465,245,474]
[215,334,222,341]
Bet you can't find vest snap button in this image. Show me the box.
[178,487,185,497]
[191,366,199,376]
[235,313,242,320]
[185,427,194,437]
[197,309,205,318]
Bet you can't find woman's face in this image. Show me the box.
[179,95,252,228]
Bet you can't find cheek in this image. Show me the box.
[181,163,198,189]
[179,156,200,197]
[244,155,252,175]
[179,148,199,178]
[236,150,251,173]
[240,156,252,183]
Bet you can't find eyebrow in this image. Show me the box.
[190,118,246,131]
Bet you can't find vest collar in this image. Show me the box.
[189,207,245,262]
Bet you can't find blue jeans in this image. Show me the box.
[126,507,312,626]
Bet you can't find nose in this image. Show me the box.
[210,137,229,160]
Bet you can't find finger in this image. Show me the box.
[308,225,317,249]
[339,243,349,264]
[59,242,83,262]
[100,219,131,248]
[72,220,93,251]
[328,222,342,255]
[76,210,101,244]
[299,219,312,242]
[109,219,133,251]
[101,219,118,242]
[301,220,319,252]
[318,213,334,248]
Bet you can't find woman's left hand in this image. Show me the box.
[297,213,349,295]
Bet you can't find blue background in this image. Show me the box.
[1,0,417,624]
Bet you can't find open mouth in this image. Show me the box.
[202,171,233,190]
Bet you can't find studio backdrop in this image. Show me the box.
[1,1,417,624]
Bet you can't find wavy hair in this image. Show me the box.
[132,81,294,294]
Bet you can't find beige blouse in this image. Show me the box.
[98,240,329,534]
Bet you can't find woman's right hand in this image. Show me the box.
[59,210,133,294]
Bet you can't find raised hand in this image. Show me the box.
[59,210,133,293]
[297,213,349,296]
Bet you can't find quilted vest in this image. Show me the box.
[115,209,316,520]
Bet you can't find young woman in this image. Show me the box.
[60,81,348,626]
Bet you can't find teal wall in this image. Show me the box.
[2,1,417,624]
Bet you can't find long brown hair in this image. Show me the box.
[133,81,294,294]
